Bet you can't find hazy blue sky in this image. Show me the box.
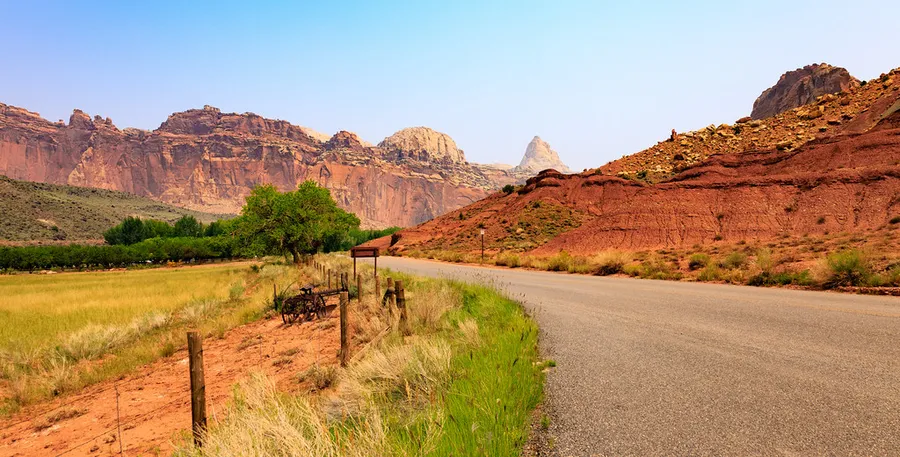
[2,1,898,170]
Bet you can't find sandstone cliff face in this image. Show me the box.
[385,110,900,254]
[378,127,466,164]
[0,105,501,228]
[514,136,571,173]
[751,63,859,120]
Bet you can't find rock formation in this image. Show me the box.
[0,104,513,228]
[751,63,860,120]
[601,67,898,177]
[514,136,571,173]
[378,127,466,164]
[380,108,900,254]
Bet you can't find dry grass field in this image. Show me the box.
[0,261,297,414]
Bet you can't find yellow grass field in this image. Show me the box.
[0,261,296,414]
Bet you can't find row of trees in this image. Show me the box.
[2,181,398,271]
[103,215,228,245]
[0,237,238,271]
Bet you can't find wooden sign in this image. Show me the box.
[350,247,379,258]
[350,247,380,278]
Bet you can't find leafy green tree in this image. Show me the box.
[236,181,360,263]
[204,219,229,237]
[173,215,203,238]
[104,217,148,245]
[144,219,173,239]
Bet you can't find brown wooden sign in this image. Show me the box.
[350,247,379,258]
[350,247,380,278]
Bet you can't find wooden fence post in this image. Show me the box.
[187,331,207,447]
[328,270,332,289]
[340,291,349,367]
[357,274,362,302]
[375,276,381,302]
[395,280,407,334]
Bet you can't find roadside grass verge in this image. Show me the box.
[401,231,900,292]
[0,261,296,415]
[176,258,543,457]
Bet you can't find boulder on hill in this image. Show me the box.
[751,63,859,120]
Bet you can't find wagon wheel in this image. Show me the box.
[302,295,320,321]
[315,295,327,319]
[281,302,295,324]
[296,296,314,323]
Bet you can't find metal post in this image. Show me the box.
[187,332,207,447]
[340,291,349,367]
[357,274,362,302]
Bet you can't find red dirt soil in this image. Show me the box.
[0,314,342,457]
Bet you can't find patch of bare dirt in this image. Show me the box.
[0,313,342,456]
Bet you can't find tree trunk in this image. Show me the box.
[290,248,301,264]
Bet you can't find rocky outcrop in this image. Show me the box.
[378,127,466,164]
[0,104,505,228]
[514,136,571,173]
[751,63,859,120]
[601,67,899,177]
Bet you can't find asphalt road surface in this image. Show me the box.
[369,256,900,456]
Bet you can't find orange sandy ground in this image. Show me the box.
[0,312,341,457]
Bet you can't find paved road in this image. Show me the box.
[370,257,900,456]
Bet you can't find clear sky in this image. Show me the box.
[2,1,898,171]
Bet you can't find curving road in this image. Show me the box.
[369,256,900,456]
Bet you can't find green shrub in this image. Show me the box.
[495,252,521,268]
[639,258,682,280]
[748,269,813,287]
[502,184,516,194]
[622,263,642,277]
[593,251,629,276]
[824,250,872,288]
[566,256,594,274]
[688,253,709,270]
[697,264,722,282]
[438,251,465,263]
[546,251,573,272]
[720,252,747,270]
[881,264,900,286]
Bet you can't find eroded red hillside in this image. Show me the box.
[601,68,900,178]
[381,108,900,255]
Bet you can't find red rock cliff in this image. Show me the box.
[0,104,503,227]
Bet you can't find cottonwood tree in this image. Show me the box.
[236,181,360,263]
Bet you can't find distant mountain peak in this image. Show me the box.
[514,136,571,173]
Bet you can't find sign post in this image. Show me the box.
[480,228,485,264]
[350,247,380,279]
